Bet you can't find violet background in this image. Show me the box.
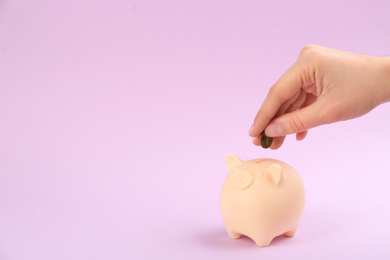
[1,0,390,259]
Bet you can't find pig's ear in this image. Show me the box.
[225,154,243,171]
[267,163,283,185]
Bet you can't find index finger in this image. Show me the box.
[249,63,305,137]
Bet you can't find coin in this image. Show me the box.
[260,131,273,149]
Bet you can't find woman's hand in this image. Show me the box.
[249,45,390,149]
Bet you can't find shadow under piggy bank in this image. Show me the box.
[196,228,295,249]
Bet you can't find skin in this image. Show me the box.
[249,45,390,149]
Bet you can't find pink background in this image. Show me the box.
[1,0,390,259]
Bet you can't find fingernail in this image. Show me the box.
[252,136,258,144]
[248,123,254,136]
[265,123,284,136]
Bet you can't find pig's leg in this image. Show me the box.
[226,229,242,239]
[253,236,273,247]
[284,228,297,237]
[251,227,274,246]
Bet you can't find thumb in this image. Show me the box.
[264,101,328,137]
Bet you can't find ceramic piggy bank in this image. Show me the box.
[220,154,305,247]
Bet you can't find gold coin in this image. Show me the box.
[260,131,273,149]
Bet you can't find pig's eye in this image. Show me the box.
[229,169,254,190]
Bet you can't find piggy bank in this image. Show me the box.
[220,154,305,247]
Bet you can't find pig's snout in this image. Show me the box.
[229,169,254,190]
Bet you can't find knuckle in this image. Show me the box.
[288,115,306,133]
[299,44,320,59]
[268,85,285,102]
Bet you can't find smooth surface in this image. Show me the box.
[1,0,390,259]
[221,155,305,246]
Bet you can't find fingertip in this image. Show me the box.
[248,123,254,136]
[252,136,261,146]
[270,136,286,150]
[296,130,308,141]
[264,122,284,137]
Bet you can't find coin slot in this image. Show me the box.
[256,159,267,164]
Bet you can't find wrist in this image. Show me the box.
[379,57,390,103]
